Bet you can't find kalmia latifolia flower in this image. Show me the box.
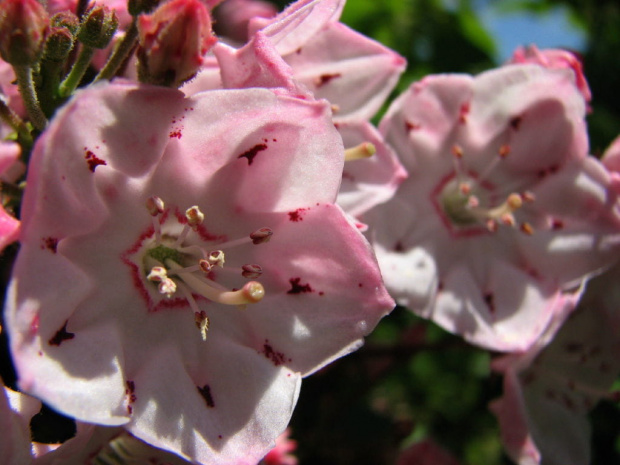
[364,64,620,351]
[5,80,393,464]
[490,262,620,465]
[202,0,407,219]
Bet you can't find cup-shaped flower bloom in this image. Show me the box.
[5,80,393,464]
[137,0,217,87]
[490,262,620,465]
[365,64,620,351]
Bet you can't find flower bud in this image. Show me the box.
[137,0,217,88]
[77,4,119,49]
[43,26,74,61]
[0,0,49,66]
[51,11,80,36]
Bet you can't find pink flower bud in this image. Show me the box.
[137,0,217,87]
[0,0,49,66]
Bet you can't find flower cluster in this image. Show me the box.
[0,0,618,464]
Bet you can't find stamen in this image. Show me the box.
[146,196,165,216]
[344,142,376,161]
[168,261,265,305]
[147,266,177,297]
[185,206,204,230]
[146,196,165,243]
[250,227,273,244]
[451,144,464,159]
[241,264,263,279]
[208,250,225,268]
[199,259,213,273]
[177,281,210,341]
[520,222,534,235]
[498,144,511,158]
[194,310,209,341]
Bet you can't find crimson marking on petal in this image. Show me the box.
[509,116,522,130]
[287,277,313,294]
[315,73,342,87]
[125,380,137,414]
[288,208,307,222]
[84,148,106,172]
[218,435,223,439]
[41,236,58,253]
[48,321,74,346]
[405,120,421,131]
[459,102,470,124]
[169,129,182,139]
[483,292,495,315]
[238,143,268,165]
[197,384,215,408]
[262,340,290,366]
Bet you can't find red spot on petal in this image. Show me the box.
[48,321,74,346]
[197,384,215,408]
[551,219,564,230]
[315,73,342,87]
[84,148,106,172]
[288,208,307,222]
[261,340,290,366]
[510,116,522,130]
[405,120,421,131]
[287,277,313,294]
[169,129,182,139]
[483,292,495,314]
[41,237,58,253]
[238,143,268,165]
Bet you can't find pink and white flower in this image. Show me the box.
[5,79,393,464]
[364,64,620,351]
[509,45,591,104]
[490,262,620,465]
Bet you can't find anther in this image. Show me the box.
[208,250,225,268]
[344,142,377,161]
[146,196,165,243]
[146,196,165,216]
[499,145,511,158]
[199,259,213,273]
[520,222,534,235]
[241,264,263,279]
[186,206,205,230]
[451,144,464,158]
[522,191,535,203]
[147,266,177,297]
[250,227,273,245]
[194,311,209,341]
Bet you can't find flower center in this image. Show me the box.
[434,144,535,236]
[139,196,271,340]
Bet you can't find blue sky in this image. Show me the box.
[477,3,586,61]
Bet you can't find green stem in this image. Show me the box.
[38,59,66,118]
[0,98,33,149]
[59,44,96,98]
[12,65,48,132]
[93,19,139,83]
